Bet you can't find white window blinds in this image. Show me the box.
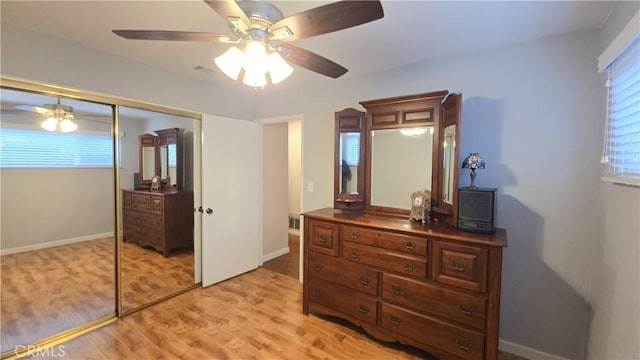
[601,14,640,185]
[0,128,113,168]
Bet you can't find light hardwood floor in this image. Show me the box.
[0,237,194,354]
[4,235,527,359]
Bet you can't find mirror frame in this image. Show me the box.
[358,91,461,227]
[139,133,158,187]
[155,128,183,191]
[334,108,366,210]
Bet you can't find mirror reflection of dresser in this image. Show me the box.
[124,128,193,257]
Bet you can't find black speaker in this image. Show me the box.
[458,187,497,234]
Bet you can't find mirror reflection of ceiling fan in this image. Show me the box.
[112,0,384,87]
[7,99,111,133]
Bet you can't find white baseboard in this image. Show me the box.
[1,232,113,256]
[263,246,290,262]
[500,339,569,360]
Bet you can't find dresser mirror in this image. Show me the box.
[359,91,461,227]
[139,133,158,184]
[370,127,434,209]
[159,143,177,187]
[138,128,184,191]
[334,108,365,210]
[442,124,457,205]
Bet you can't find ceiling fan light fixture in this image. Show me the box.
[243,41,268,75]
[59,119,78,133]
[41,117,59,132]
[242,69,267,88]
[214,46,244,80]
[267,52,293,84]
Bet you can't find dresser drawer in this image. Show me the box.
[432,240,488,292]
[150,196,163,215]
[343,225,427,256]
[123,223,141,241]
[141,213,163,231]
[131,202,150,212]
[123,210,141,225]
[132,193,150,204]
[308,277,377,325]
[308,252,378,295]
[123,192,132,209]
[142,229,163,248]
[381,303,484,360]
[343,241,427,279]
[382,273,486,330]
[307,219,339,256]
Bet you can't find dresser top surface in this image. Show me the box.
[122,189,190,196]
[303,208,507,248]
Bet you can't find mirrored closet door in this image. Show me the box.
[0,87,116,354]
[117,106,198,314]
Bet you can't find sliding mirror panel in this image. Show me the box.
[118,106,197,314]
[0,87,116,354]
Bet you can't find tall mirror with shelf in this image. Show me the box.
[139,133,158,187]
[334,108,365,210]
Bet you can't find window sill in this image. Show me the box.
[601,176,640,187]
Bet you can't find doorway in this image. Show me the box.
[261,118,302,280]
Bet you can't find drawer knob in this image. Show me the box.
[405,241,416,250]
[403,263,415,272]
[318,235,328,243]
[312,289,321,297]
[451,260,467,271]
[457,304,472,316]
[359,305,369,313]
[390,316,401,326]
[391,285,403,295]
[350,232,360,240]
[350,250,360,259]
[313,264,323,271]
[456,338,472,351]
[359,276,369,285]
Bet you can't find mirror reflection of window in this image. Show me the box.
[442,125,456,204]
[340,132,360,194]
[168,143,177,187]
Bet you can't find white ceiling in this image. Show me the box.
[1,0,615,88]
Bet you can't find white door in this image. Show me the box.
[201,114,263,287]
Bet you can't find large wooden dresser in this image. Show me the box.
[303,208,507,360]
[122,189,193,257]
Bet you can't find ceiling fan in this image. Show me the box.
[112,0,384,87]
[7,99,110,133]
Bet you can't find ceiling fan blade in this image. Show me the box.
[14,105,49,114]
[203,0,252,33]
[112,30,237,43]
[279,44,347,79]
[270,0,384,42]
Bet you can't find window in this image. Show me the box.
[0,128,113,168]
[600,11,640,185]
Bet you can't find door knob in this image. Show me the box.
[206,208,213,214]
[197,206,204,213]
